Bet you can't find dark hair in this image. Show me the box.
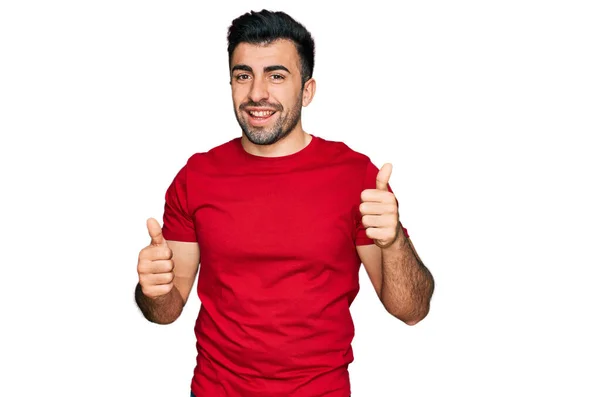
[227,10,315,85]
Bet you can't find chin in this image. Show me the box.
[244,129,282,145]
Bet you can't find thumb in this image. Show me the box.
[147,217,166,246]
[376,163,393,191]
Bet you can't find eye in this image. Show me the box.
[235,74,251,81]
[270,74,285,81]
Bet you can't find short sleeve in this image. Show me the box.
[161,163,197,242]
[355,159,409,246]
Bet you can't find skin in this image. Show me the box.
[135,38,434,326]
[135,218,198,324]
[357,164,435,325]
[230,39,316,157]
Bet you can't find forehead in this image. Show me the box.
[231,39,300,72]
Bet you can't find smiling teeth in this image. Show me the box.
[249,110,274,117]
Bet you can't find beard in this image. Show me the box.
[235,93,303,146]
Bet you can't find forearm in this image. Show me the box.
[380,230,434,324]
[135,283,184,325]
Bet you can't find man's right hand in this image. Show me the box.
[137,218,174,298]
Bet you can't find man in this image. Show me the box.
[135,9,434,397]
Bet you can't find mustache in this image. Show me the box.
[240,100,283,112]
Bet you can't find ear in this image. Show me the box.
[302,78,316,107]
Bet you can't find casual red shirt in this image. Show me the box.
[161,135,407,397]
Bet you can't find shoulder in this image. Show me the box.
[183,136,241,170]
[315,135,372,166]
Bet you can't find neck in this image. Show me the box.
[241,125,311,158]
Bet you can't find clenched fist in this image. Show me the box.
[137,218,174,298]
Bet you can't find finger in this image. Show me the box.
[147,217,166,246]
[361,189,396,203]
[365,227,386,241]
[140,271,175,286]
[376,163,392,191]
[139,245,173,261]
[362,215,382,228]
[365,225,397,242]
[359,202,397,215]
[362,215,396,229]
[140,283,173,299]
[139,259,174,275]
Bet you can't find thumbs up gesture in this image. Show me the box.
[137,218,175,298]
[359,163,401,249]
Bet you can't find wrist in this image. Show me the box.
[376,222,405,249]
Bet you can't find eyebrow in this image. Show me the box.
[231,64,291,74]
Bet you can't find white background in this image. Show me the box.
[1,1,599,396]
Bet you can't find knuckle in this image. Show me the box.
[137,259,150,274]
[140,274,154,287]
[146,289,161,298]
[158,283,173,296]
[140,283,153,297]
[138,247,150,261]
[160,247,172,259]
[150,246,162,257]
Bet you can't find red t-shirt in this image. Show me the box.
[161,135,407,397]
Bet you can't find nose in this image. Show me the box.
[248,77,269,103]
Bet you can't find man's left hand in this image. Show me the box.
[359,163,401,249]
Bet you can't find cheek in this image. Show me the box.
[275,92,298,110]
[231,86,248,104]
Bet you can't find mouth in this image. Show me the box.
[245,109,277,126]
